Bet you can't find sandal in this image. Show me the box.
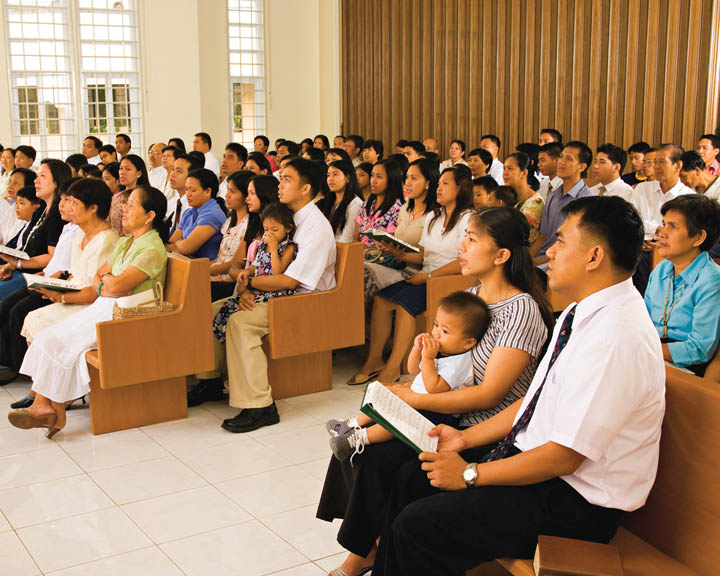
[346,370,381,386]
[8,409,61,439]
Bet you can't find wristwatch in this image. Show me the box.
[16,260,21,270]
[462,462,478,488]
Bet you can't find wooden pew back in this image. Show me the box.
[93,254,214,389]
[266,242,364,359]
[622,366,720,575]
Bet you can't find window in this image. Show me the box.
[228,0,266,148]
[3,0,143,159]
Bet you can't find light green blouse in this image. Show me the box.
[110,229,168,294]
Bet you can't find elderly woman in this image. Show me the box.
[645,194,720,375]
[8,186,168,437]
[318,207,553,576]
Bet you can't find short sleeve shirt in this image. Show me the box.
[178,198,227,260]
[410,351,473,394]
[419,210,471,273]
[110,229,168,294]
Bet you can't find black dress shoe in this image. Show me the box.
[10,396,34,409]
[221,402,280,433]
[187,378,226,407]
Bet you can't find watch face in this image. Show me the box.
[463,466,476,483]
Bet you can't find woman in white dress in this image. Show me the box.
[22,178,119,339]
[8,186,168,437]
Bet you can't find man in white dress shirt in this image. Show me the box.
[373,196,665,575]
[193,132,220,178]
[115,133,131,160]
[480,134,504,185]
[190,157,337,433]
[166,154,202,230]
[218,143,248,199]
[679,150,720,202]
[344,135,364,167]
[146,142,167,190]
[589,143,633,202]
[81,136,102,165]
[632,144,694,241]
[537,142,564,201]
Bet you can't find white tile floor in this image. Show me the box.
[0,348,369,575]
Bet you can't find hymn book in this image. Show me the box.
[360,381,438,454]
[23,274,82,293]
[0,245,29,260]
[363,230,421,253]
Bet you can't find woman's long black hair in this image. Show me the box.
[244,174,279,243]
[364,158,403,218]
[327,160,361,235]
[470,207,554,339]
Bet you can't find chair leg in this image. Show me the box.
[87,363,188,435]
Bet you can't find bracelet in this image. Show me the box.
[16,260,21,270]
[61,294,65,304]
[96,281,104,297]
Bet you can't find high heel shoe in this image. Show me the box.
[8,409,60,439]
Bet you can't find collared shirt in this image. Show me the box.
[218,178,228,200]
[439,158,468,171]
[514,279,665,511]
[631,180,695,239]
[351,157,361,168]
[703,175,720,202]
[177,197,227,260]
[148,166,167,191]
[86,154,101,166]
[644,252,720,367]
[284,201,336,293]
[0,196,20,245]
[165,190,190,222]
[489,158,504,185]
[537,179,592,259]
[707,158,720,175]
[204,151,221,178]
[538,175,562,201]
[590,177,633,202]
[43,223,80,277]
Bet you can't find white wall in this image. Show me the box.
[0,0,341,154]
[265,0,341,144]
[0,16,13,148]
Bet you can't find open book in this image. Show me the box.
[23,273,83,293]
[363,230,421,253]
[360,381,438,454]
[0,245,30,260]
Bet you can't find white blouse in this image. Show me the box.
[334,196,363,243]
[419,210,471,273]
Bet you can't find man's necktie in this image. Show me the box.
[598,185,607,196]
[483,305,577,462]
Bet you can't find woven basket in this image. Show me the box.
[112,282,175,320]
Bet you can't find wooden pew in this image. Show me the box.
[85,254,214,435]
[702,342,720,383]
[263,242,364,399]
[469,364,719,576]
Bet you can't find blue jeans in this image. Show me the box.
[0,270,27,304]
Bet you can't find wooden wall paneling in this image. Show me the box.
[482,0,494,138]
[641,0,659,144]
[495,1,506,151]
[700,0,719,134]
[509,0,522,149]
[588,0,604,148]
[662,0,681,143]
[682,0,702,148]
[468,0,480,149]
[606,0,621,146]
[341,0,720,161]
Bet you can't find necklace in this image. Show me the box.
[662,277,687,339]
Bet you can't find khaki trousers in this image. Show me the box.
[198,298,272,409]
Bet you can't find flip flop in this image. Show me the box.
[346,370,381,386]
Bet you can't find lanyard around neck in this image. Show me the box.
[662,276,687,339]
